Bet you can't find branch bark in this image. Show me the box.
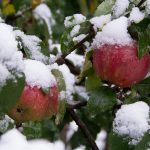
[67,101,87,109]
[137,0,147,7]
[67,107,99,150]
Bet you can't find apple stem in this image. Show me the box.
[67,107,99,150]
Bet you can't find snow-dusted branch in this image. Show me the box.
[137,0,147,7]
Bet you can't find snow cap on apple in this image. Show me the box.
[92,17,150,87]
[9,59,59,123]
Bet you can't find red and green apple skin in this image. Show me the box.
[93,43,150,88]
[8,85,59,123]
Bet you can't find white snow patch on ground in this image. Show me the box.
[113,0,129,17]
[24,59,56,88]
[92,17,133,49]
[129,7,145,23]
[113,101,150,145]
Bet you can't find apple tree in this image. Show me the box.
[0,0,150,150]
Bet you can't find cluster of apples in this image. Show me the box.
[8,35,150,123]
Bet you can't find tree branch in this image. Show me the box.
[6,7,32,24]
[137,0,147,7]
[61,25,95,58]
[67,101,87,109]
[67,107,99,150]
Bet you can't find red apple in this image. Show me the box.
[8,85,59,122]
[93,43,150,87]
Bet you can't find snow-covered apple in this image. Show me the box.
[92,43,150,87]
[8,59,59,122]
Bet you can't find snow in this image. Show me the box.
[90,14,111,31]
[0,115,14,133]
[0,63,11,87]
[0,129,65,150]
[74,146,85,150]
[95,130,107,150]
[33,3,56,54]
[70,25,80,37]
[0,24,18,60]
[113,0,129,17]
[49,42,61,54]
[113,101,150,145]
[67,121,78,141]
[73,34,86,43]
[64,14,86,28]
[129,7,145,23]
[0,17,4,22]
[92,17,133,49]
[66,51,84,69]
[15,30,48,63]
[0,23,24,87]
[146,0,150,14]
[50,63,75,101]
[74,86,89,100]
[24,59,56,88]
[58,64,75,95]
[33,3,55,36]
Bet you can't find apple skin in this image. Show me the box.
[8,85,59,123]
[93,44,150,88]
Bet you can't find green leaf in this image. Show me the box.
[85,69,101,91]
[128,18,150,58]
[78,50,93,82]
[138,28,150,58]
[135,132,150,150]
[87,86,116,113]
[94,0,115,16]
[132,77,150,95]
[51,69,66,92]
[60,21,91,55]
[0,75,25,113]
[23,121,42,139]
[109,131,134,150]
[23,119,59,141]
[60,28,74,55]
[55,100,66,125]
